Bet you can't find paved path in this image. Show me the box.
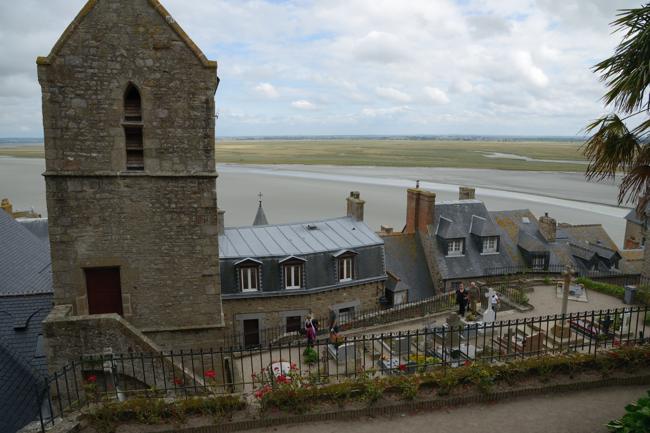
[246,386,648,433]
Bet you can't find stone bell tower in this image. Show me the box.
[38,0,223,350]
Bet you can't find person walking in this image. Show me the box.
[456,283,467,317]
[305,315,316,348]
[490,292,500,320]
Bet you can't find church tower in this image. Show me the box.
[38,0,223,349]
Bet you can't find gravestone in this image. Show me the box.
[337,342,357,365]
[621,309,631,335]
[391,335,412,356]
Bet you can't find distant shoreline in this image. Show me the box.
[0,138,588,172]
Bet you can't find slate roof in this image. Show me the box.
[0,212,53,433]
[0,211,52,296]
[624,203,650,225]
[253,203,269,226]
[219,216,384,259]
[16,218,49,243]
[429,200,516,280]
[491,210,624,273]
[382,233,435,301]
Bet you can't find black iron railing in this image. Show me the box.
[30,305,650,433]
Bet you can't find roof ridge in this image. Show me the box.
[37,0,217,69]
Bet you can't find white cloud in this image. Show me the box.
[291,100,317,110]
[375,87,412,103]
[424,87,450,104]
[512,51,549,88]
[0,0,643,136]
[254,82,279,98]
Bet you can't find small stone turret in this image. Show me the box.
[459,187,475,200]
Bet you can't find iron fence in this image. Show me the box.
[32,305,650,433]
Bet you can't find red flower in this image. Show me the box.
[204,370,217,379]
[86,375,97,383]
[276,374,291,384]
[290,363,297,371]
[254,384,272,400]
[173,377,183,386]
[398,364,407,371]
[613,340,621,347]
[463,360,472,367]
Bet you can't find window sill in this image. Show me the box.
[446,254,465,258]
[241,289,259,293]
[480,252,499,256]
[285,286,302,290]
[339,278,353,283]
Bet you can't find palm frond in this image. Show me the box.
[593,6,650,113]
[582,114,640,182]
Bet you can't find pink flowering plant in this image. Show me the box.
[252,362,311,413]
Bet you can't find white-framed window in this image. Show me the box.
[531,256,545,270]
[482,236,498,254]
[338,256,354,282]
[239,266,259,292]
[284,263,303,289]
[447,239,464,257]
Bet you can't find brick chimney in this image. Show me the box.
[459,186,475,200]
[346,191,365,221]
[538,212,557,242]
[217,208,225,235]
[405,188,436,234]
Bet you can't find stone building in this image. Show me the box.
[623,204,648,250]
[219,192,386,346]
[38,0,224,368]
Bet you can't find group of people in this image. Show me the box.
[304,308,341,347]
[455,282,500,319]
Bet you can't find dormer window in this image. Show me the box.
[482,236,498,254]
[447,239,464,257]
[235,258,262,292]
[123,83,144,171]
[280,256,306,290]
[333,250,357,282]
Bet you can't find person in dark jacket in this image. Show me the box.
[456,283,468,317]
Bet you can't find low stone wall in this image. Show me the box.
[43,305,207,397]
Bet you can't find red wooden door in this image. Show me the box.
[85,267,123,315]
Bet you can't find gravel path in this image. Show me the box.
[244,385,647,433]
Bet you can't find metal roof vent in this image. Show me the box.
[306,224,318,230]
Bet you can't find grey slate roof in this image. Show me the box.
[382,233,436,301]
[0,212,53,432]
[430,200,516,280]
[0,211,52,296]
[253,203,268,226]
[17,218,49,243]
[219,216,384,259]
[624,203,650,225]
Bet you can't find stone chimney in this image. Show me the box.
[405,187,436,234]
[1,198,13,217]
[346,191,365,221]
[538,212,557,242]
[459,186,475,200]
[217,208,225,235]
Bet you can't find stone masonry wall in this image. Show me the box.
[222,280,384,343]
[38,0,223,341]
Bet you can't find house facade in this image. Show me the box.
[219,192,386,346]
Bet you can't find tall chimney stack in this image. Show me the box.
[459,186,475,200]
[1,198,13,217]
[538,212,557,242]
[346,191,365,221]
[405,187,436,234]
[217,208,225,235]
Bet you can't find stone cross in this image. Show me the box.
[561,265,574,317]
[482,287,496,323]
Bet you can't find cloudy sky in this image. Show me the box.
[0,0,642,138]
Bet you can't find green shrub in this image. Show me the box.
[607,390,650,432]
[303,347,319,364]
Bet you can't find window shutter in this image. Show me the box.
[462,239,466,255]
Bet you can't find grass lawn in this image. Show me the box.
[0,139,588,171]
